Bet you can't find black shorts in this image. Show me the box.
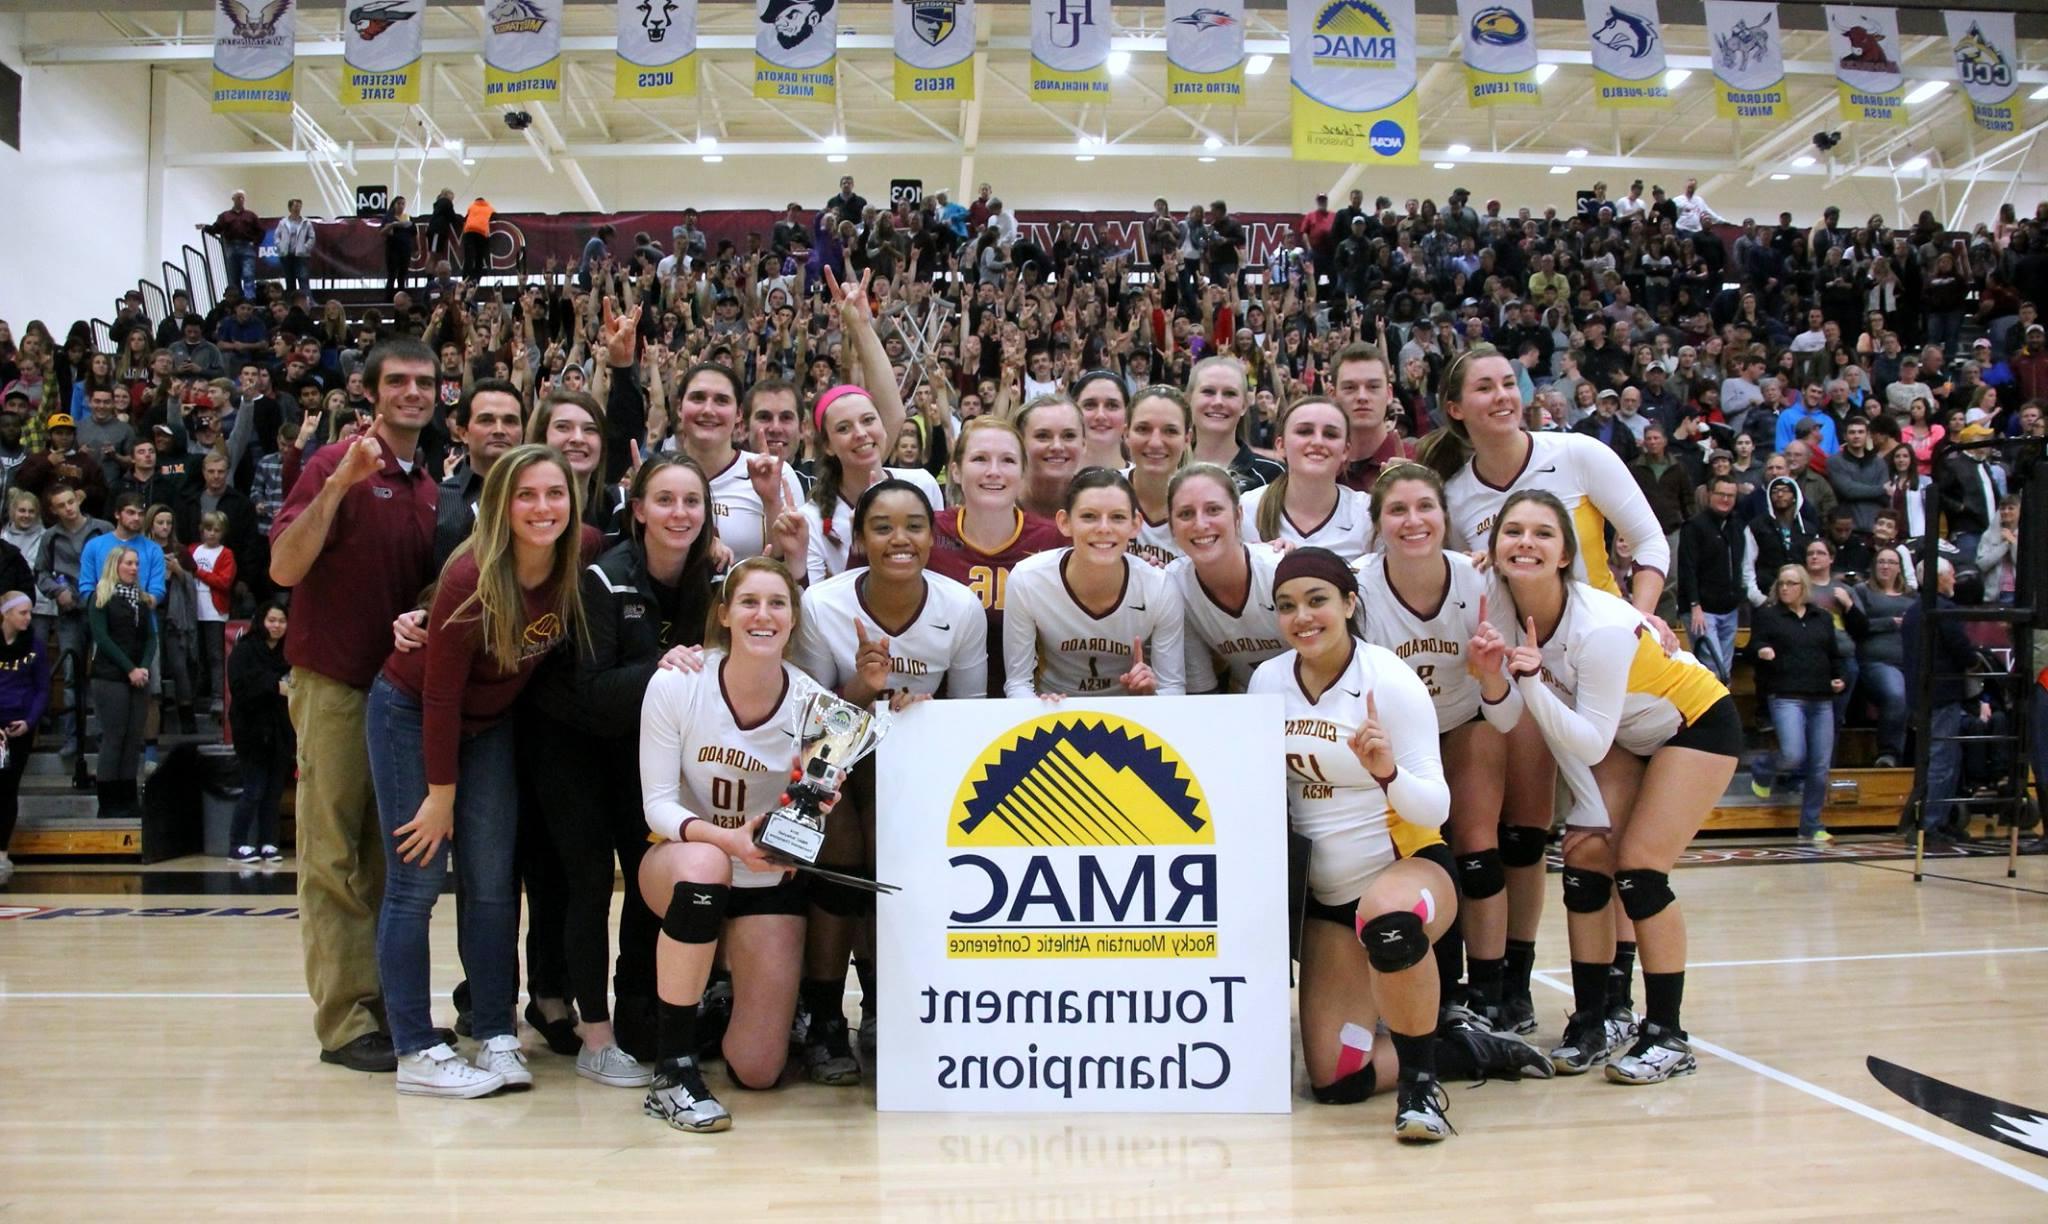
[1665,695,1743,759]
[1302,842,1455,928]
[726,873,809,919]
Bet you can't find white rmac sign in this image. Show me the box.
[877,696,1290,1113]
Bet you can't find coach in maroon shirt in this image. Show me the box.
[269,338,439,1073]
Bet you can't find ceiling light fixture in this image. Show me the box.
[1792,154,1816,168]
[1904,80,1948,105]
[1663,68,1691,89]
[1533,63,1557,83]
[1246,55,1272,75]
[1107,51,1131,75]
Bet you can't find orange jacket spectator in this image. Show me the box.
[463,198,495,236]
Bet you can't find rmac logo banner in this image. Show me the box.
[1825,5,1904,124]
[214,0,298,113]
[343,1,421,105]
[877,698,1290,1114]
[617,0,697,99]
[1166,0,1245,108]
[484,0,562,101]
[756,0,838,101]
[895,0,976,101]
[1584,1,1669,107]
[1945,11,2020,134]
[1031,0,1111,100]
[1288,0,1420,166]
[1705,2,1786,121]
[1455,0,1539,107]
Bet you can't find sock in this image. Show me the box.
[1569,960,1610,1017]
[1466,957,1505,1011]
[1504,938,1536,997]
[853,957,877,1009]
[1644,971,1685,1032]
[1608,940,1638,1008]
[1432,922,1465,999]
[657,1000,700,1064]
[1390,1029,1437,1081]
[800,976,847,1032]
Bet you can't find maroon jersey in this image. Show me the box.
[929,506,1065,696]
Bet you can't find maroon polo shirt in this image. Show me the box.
[1337,429,1417,493]
[271,433,439,690]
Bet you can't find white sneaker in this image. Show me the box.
[397,1043,506,1099]
[577,1043,655,1088]
[260,844,284,864]
[475,1033,534,1090]
[0,853,13,886]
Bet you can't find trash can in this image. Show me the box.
[198,745,244,858]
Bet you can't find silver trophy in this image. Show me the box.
[755,691,900,893]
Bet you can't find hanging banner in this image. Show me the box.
[1584,1,1669,107]
[1455,0,1539,107]
[213,0,298,112]
[1704,2,1786,121]
[1030,0,1111,101]
[1166,0,1245,107]
[1825,6,1905,123]
[1289,0,1420,165]
[617,0,697,98]
[342,1,422,105]
[894,0,975,100]
[756,0,838,101]
[484,0,562,102]
[1945,11,2021,134]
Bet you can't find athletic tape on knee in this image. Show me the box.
[1359,910,1430,974]
[1310,1065,1376,1105]
[1615,869,1676,922]
[1456,849,1507,899]
[662,882,729,944]
[810,876,874,918]
[1498,824,1547,868]
[1560,867,1613,914]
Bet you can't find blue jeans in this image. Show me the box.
[1692,609,1741,681]
[1922,701,1966,832]
[1769,696,1837,837]
[224,241,258,298]
[1861,660,1908,760]
[367,677,520,1056]
[1833,654,1860,725]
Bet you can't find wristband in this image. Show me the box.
[1370,766,1399,790]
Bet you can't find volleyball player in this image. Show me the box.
[928,417,1064,698]
[1421,345,1672,1034]
[1003,468,1186,698]
[1186,356,1283,491]
[1480,490,1737,1081]
[1125,386,1192,567]
[1073,370,1130,472]
[637,558,835,1131]
[1247,548,1457,1141]
[1014,394,1085,521]
[666,361,805,564]
[1165,463,1284,694]
[1242,397,1374,560]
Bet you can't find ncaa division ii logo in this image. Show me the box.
[946,712,1218,959]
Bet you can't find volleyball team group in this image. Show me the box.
[281,270,1736,1146]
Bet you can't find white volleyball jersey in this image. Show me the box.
[639,655,820,889]
[790,568,990,699]
[1240,483,1375,560]
[1170,545,1285,694]
[1356,550,1491,727]
[705,450,806,564]
[802,466,946,585]
[1002,548,1187,697]
[1247,642,1449,905]
[1130,507,1184,569]
[1441,430,1670,596]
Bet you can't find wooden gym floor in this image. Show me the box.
[3,841,2047,1219]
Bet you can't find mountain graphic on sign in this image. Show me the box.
[951,714,1210,847]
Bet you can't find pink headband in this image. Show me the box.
[813,384,871,429]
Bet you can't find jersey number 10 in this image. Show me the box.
[710,777,749,815]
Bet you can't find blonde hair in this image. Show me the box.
[93,546,139,608]
[443,444,587,671]
[706,556,803,652]
[1773,564,1812,607]
[1256,395,1349,543]
[1186,356,1251,447]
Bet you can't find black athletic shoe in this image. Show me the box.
[1497,989,1537,1035]
[525,1000,581,1056]
[319,1031,398,1073]
[1440,1014,1556,1081]
[1393,1074,1454,1142]
[643,1057,732,1133]
[452,979,473,1039]
[1549,1009,1618,1075]
[801,1013,861,1086]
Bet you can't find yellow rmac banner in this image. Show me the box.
[484,0,562,102]
[1166,0,1244,107]
[1585,0,1669,108]
[617,0,696,98]
[1289,0,1420,164]
[1705,1,1787,121]
[1825,5,1904,124]
[342,0,421,105]
[213,0,297,113]
[1031,0,1110,101]
[895,0,974,100]
[1946,11,2021,134]
[756,0,838,101]
[1456,0,1539,106]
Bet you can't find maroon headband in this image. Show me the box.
[1273,546,1359,598]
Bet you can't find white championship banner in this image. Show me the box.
[483,0,563,102]
[877,697,1290,1114]
[1030,0,1111,100]
[1945,11,2021,134]
[894,0,975,100]
[1165,0,1245,107]
[755,0,838,101]
[1584,0,1668,107]
[1704,1,1786,121]
[1455,0,1539,106]
[616,0,697,98]
[1825,5,1905,123]
[342,0,422,105]
[213,0,298,113]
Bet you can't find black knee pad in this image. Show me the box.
[810,876,874,919]
[1560,868,1613,914]
[1309,1065,1376,1104]
[1498,824,1548,868]
[1359,910,1430,974]
[1456,849,1506,900]
[661,882,729,944]
[1615,869,1676,922]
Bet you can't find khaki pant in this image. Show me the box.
[289,667,385,1051]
